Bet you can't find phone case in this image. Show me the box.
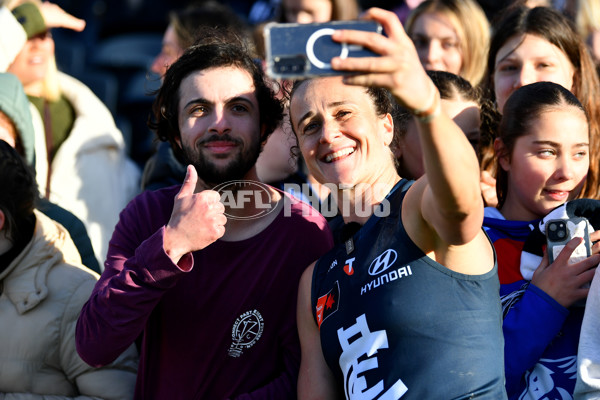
[263,20,382,79]
[545,217,592,264]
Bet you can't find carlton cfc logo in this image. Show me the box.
[368,249,398,276]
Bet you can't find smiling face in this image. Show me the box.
[289,77,394,189]
[176,66,263,185]
[493,34,575,113]
[410,12,463,76]
[498,106,589,221]
[7,31,54,89]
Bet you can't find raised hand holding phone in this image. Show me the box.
[264,20,382,79]
[329,8,437,116]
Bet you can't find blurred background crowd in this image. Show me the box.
[35,0,588,171]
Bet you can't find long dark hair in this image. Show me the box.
[486,6,600,199]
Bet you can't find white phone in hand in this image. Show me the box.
[546,217,592,264]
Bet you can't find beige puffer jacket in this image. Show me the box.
[0,210,138,399]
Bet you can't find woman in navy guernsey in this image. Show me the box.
[288,8,506,400]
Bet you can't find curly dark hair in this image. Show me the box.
[0,140,38,244]
[148,27,284,163]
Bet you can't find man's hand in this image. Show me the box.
[163,165,226,264]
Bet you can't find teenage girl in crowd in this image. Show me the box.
[482,81,600,399]
[404,0,490,88]
[292,8,505,399]
[480,5,600,206]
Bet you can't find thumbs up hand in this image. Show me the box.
[163,165,227,264]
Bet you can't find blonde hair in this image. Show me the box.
[576,0,600,39]
[8,0,61,101]
[405,0,490,87]
[41,55,62,102]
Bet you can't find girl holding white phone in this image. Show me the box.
[483,81,600,399]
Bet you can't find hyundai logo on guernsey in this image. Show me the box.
[362,249,412,295]
[368,249,398,276]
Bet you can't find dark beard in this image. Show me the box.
[181,134,261,186]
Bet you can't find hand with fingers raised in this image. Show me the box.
[163,165,227,265]
[330,7,437,116]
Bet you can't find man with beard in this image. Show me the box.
[75,30,333,399]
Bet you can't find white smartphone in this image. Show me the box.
[263,20,382,79]
[546,217,593,264]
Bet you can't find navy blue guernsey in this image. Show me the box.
[311,180,507,399]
